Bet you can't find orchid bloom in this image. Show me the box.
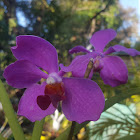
[3,35,105,124]
[60,29,140,87]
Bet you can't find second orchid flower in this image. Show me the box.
[60,29,140,87]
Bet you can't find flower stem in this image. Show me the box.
[84,58,94,78]
[67,59,93,140]
[67,121,76,140]
[31,118,45,140]
[0,80,25,140]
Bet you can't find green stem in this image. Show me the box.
[84,58,93,78]
[67,121,76,140]
[0,133,5,140]
[0,80,25,140]
[67,59,93,140]
[31,118,45,140]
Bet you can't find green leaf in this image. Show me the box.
[56,88,140,140]
[0,80,25,140]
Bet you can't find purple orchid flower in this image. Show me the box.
[3,35,105,124]
[60,29,140,87]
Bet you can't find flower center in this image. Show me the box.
[45,73,65,98]
[47,72,62,84]
[37,73,65,110]
[93,55,103,72]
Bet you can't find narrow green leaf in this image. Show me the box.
[0,80,25,140]
[56,88,140,140]
[31,118,45,140]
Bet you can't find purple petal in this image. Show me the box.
[11,35,58,73]
[62,77,105,124]
[69,46,90,54]
[100,56,128,87]
[3,60,48,89]
[18,82,56,122]
[60,52,98,79]
[90,29,117,52]
[104,45,140,56]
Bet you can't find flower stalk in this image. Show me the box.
[31,118,45,140]
[0,80,25,140]
[67,121,76,140]
[84,58,94,78]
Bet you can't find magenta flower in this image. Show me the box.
[3,35,105,123]
[60,29,140,87]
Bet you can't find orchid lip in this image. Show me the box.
[37,81,65,110]
[44,82,65,97]
[37,73,65,110]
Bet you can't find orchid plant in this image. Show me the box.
[0,29,140,140]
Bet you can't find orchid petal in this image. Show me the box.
[104,45,140,56]
[3,60,48,89]
[11,35,58,73]
[69,46,90,54]
[18,83,56,122]
[60,52,98,79]
[90,29,116,52]
[100,56,128,87]
[62,77,105,124]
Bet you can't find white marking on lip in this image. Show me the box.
[46,77,56,84]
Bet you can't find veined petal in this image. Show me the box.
[69,46,90,54]
[18,83,56,122]
[104,45,140,56]
[60,52,98,79]
[62,77,105,124]
[100,56,128,87]
[3,60,48,89]
[11,35,59,73]
[90,29,116,53]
